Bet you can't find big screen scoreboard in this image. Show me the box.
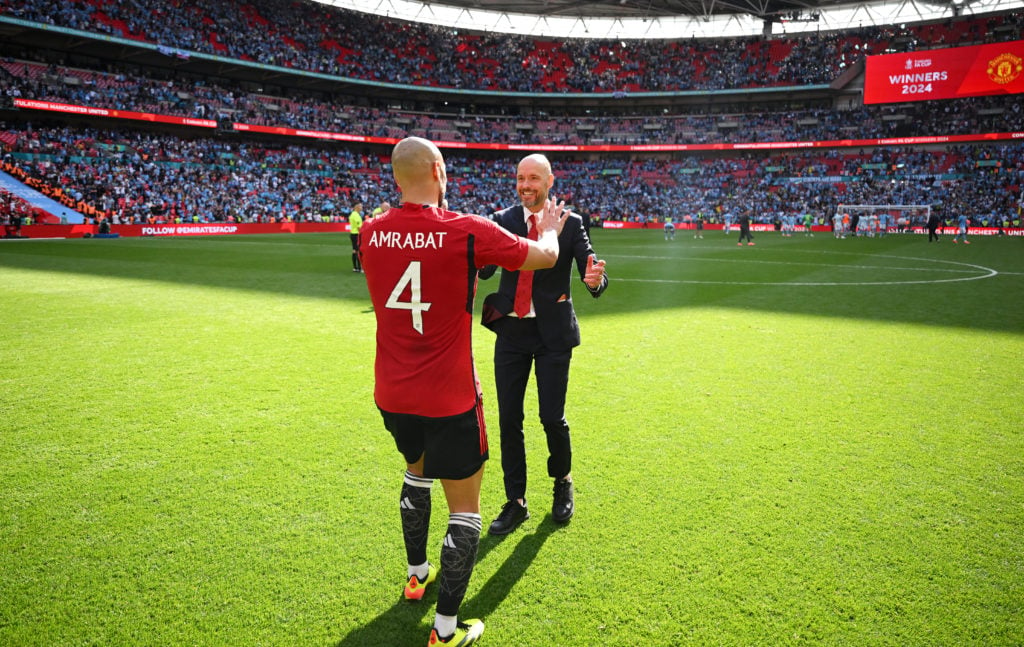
[864,39,1024,104]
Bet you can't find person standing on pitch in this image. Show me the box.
[737,209,755,246]
[348,201,364,272]
[953,213,971,244]
[479,153,608,535]
[360,137,567,646]
[803,211,815,236]
[927,210,941,242]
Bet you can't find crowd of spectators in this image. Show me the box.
[1,188,40,236]
[1,126,382,224]
[3,125,1020,229]
[3,57,1023,146]
[1,2,1021,232]
[1,0,1021,93]
[555,146,1023,229]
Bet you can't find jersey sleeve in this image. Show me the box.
[469,216,529,271]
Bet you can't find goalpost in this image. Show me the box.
[835,204,932,234]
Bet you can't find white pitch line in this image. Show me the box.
[616,276,993,286]
[604,251,1000,286]
[608,254,983,274]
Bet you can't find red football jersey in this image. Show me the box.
[361,204,529,417]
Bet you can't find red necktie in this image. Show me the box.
[513,214,538,318]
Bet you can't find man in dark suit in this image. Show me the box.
[927,210,942,242]
[480,154,608,535]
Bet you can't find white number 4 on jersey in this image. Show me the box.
[385,261,432,334]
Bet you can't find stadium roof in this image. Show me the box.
[317,0,1024,38]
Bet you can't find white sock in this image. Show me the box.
[434,613,457,638]
[408,561,429,581]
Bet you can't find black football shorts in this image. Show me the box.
[379,400,488,480]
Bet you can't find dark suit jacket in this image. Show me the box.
[480,205,608,350]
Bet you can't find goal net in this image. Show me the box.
[834,204,932,234]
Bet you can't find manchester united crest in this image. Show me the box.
[986,52,1023,85]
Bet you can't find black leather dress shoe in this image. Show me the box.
[488,500,529,535]
[552,478,574,523]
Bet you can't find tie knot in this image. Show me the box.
[527,214,539,241]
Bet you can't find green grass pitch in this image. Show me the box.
[1,230,1022,646]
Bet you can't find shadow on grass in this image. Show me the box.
[334,517,559,647]
[2,233,1022,333]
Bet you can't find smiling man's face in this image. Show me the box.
[516,155,553,212]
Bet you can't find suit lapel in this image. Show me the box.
[506,205,527,237]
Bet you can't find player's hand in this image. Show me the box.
[584,254,605,289]
[536,197,568,237]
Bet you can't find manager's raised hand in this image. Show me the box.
[583,253,606,290]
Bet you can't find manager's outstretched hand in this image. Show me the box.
[584,253,606,289]
[536,197,569,237]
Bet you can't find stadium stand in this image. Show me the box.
[1,0,1021,92]
[2,58,1023,144]
[2,125,1021,231]
[0,0,1022,234]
